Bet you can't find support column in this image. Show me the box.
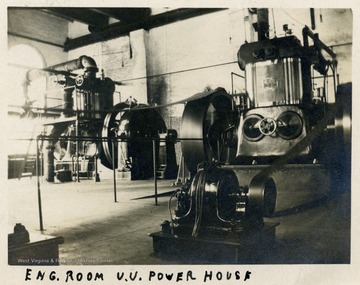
[130,29,149,104]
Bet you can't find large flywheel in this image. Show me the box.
[181,88,237,175]
[100,102,130,169]
[330,83,352,189]
[100,102,167,179]
[334,83,352,161]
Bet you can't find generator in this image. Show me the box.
[150,8,351,262]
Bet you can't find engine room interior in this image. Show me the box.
[4,5,356,284]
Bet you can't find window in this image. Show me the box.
[8,44,46,155]
[8,44,46,109]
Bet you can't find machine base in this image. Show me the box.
[8,233,64,265]
[149,222,279,264]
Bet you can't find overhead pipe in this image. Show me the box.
[302,26,336,59]
[302,26,338,104]
[310,8,316,30]
[49,55,98,78]
[26,55,99,82]
[256,9,269,41]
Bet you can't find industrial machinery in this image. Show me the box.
[101,100,177,180]
[26,55,115,182]
[21,8,351,263]
[26,56,177,182]
[150,9,351,262]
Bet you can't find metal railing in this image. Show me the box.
[32,135,206,231]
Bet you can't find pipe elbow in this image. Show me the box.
[80,55,98,72]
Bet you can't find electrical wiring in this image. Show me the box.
[279,9,306,28]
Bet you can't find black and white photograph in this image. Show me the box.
[1,0,359,284]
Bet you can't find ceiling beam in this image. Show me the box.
[64,8,227,51]
[91,8,151,23]
[44,8,109,28]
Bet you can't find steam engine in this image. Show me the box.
[150,9,351,261]
[27,56,177,182]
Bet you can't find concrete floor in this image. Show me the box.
[7,164,351,265]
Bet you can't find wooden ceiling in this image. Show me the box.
[41,8,227,51]
[43,8,152,32]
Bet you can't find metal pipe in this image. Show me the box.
[257,9,269,41]
[332,62,339,98]
[26,135,205,143]
[75,110,80,183]
[94,151,100,182]
[48,55,98,73]
[26,55,98,82]
[182,155,185,182]
[302,26,336,59]
[36,136,44,231]
[310,8,316,30]
[112,139,117,202]
[231,72,245,95]
[231,72,234,95]
[153,139,158,205]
